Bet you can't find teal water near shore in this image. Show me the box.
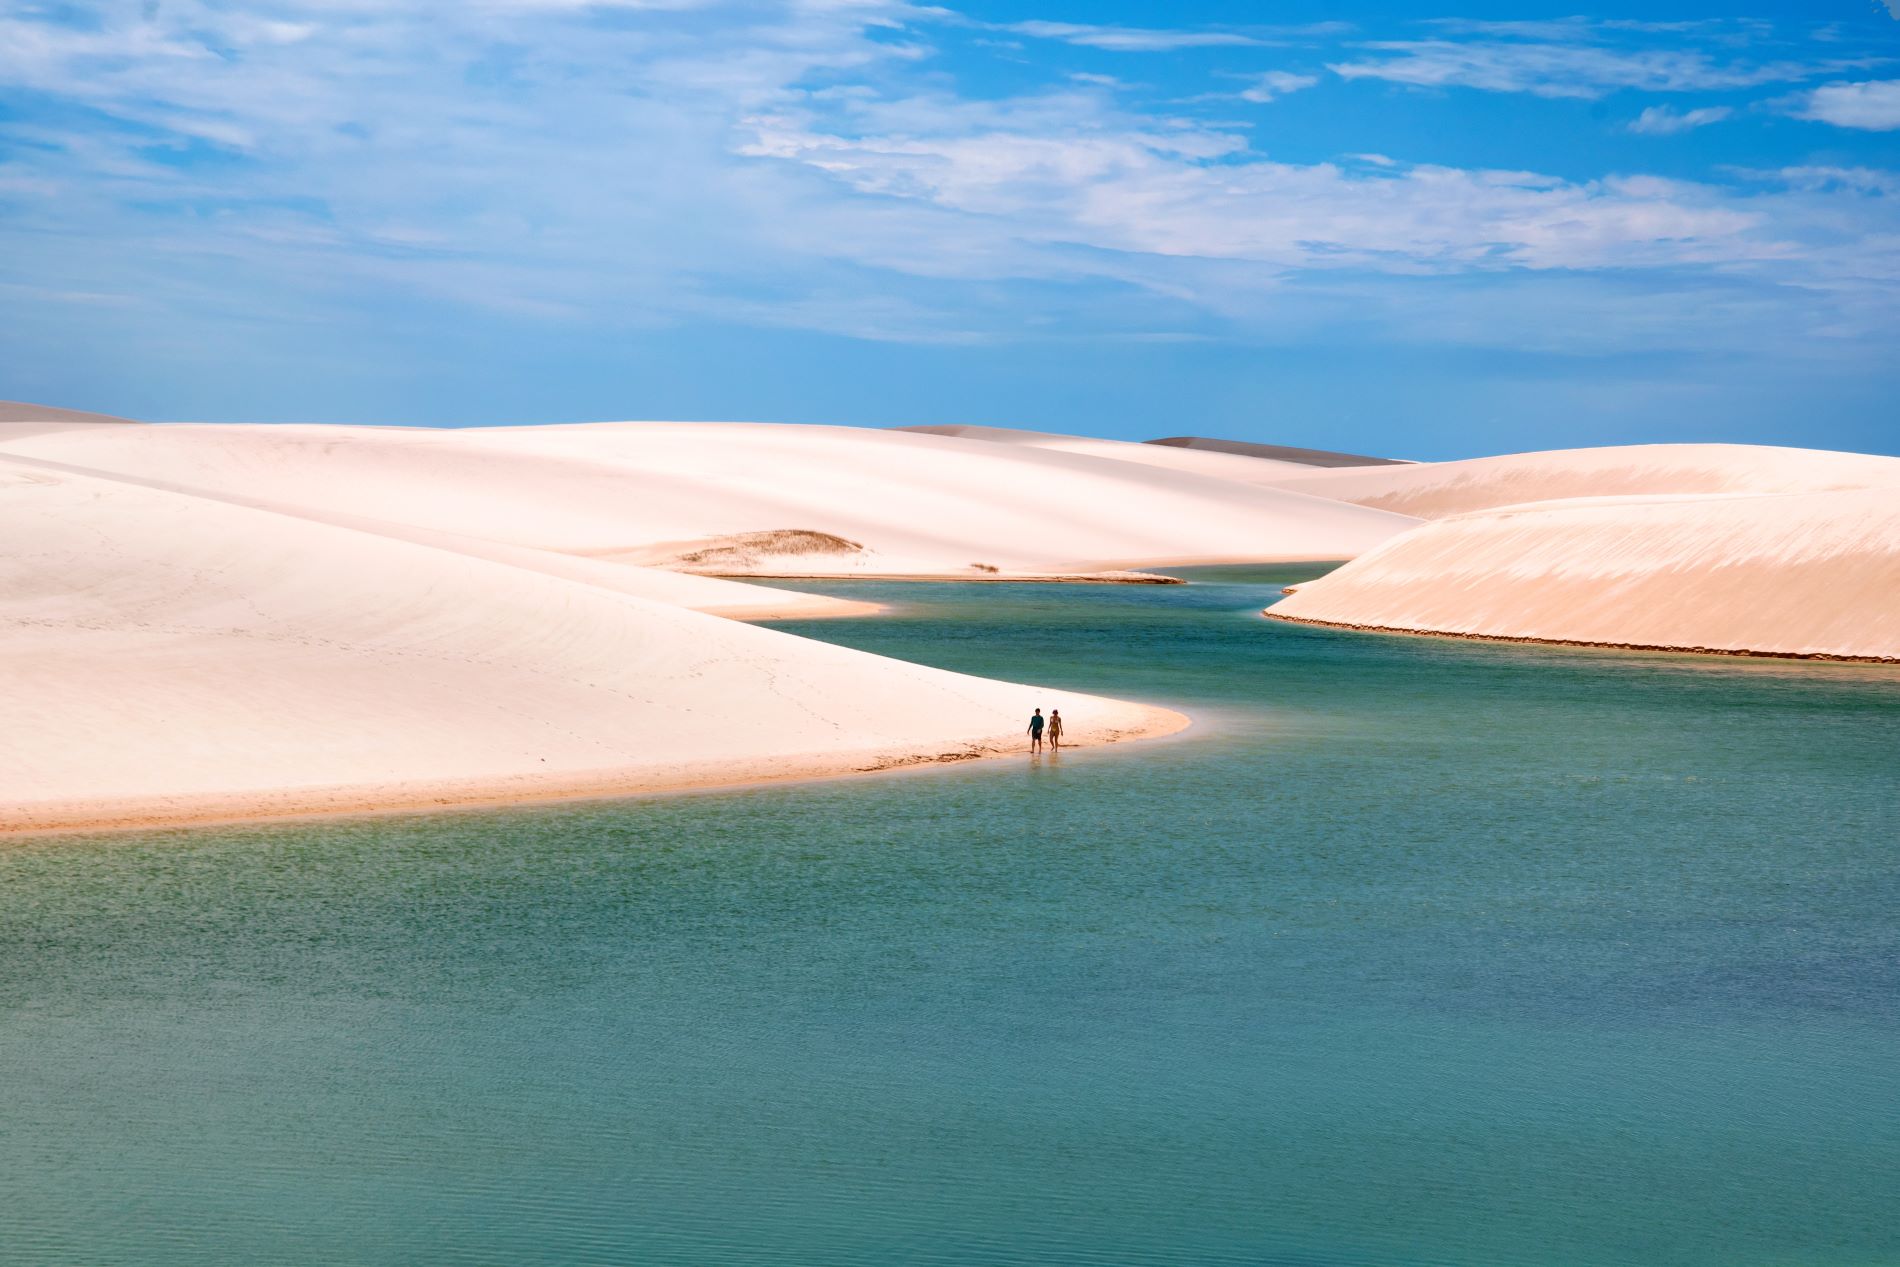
[3,567,1898,1266]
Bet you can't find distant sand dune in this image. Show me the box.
[0,420,1417,575]
[1265,443,1900,519]
[895,422,1329,484]
[0,401,140,437]
[901,425,1406,473]
[0,401,139,424]
[1269,489,1900,662]
[0,441,869,622]
[1145,436,1405,468]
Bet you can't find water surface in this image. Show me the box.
[3,567,1896,1266]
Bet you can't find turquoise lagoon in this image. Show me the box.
[2,567,1897,1265]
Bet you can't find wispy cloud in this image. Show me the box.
[1330,38,1855,99]
[1239,71,1319,103]
[1429,17,1773,41]
[1750,166,1900,194]
[742,94,1774,275]
[1798,79,1900,130]
[993,18,1361,53]
[1001,21,1262,52]
[1629,105,1732,135]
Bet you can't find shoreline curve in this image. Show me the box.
[2,703,1192,842]
[1262,611,1900,666]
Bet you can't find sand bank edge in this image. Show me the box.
[1261,611,1900,666]
[712,597,888,621]
[1,703,1192,841]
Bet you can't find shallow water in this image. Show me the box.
[3,567,1897,1266]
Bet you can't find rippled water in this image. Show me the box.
[3,567,1897,1266]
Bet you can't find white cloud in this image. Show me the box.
[1753,166,1900,194]
[742,96,1773,275]
[1629,105,1732,135]
[1330,39,1844,99]
[1799,79,1900,130]
[1239,71,1318,103]
[1004,21,1261,52]
[1424,19,1595,40]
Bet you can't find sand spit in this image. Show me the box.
[1265,443,1900,519]
[1268,489,1900,662]
[11,713,1189,839]
[0,454,1185,836]
[0,420,1414,578]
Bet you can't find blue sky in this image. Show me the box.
[1,0,1896,457]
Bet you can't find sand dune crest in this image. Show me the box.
[0,420,1417,576]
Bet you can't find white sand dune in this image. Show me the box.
[1269,489,1900,662]
[0,454,1181,834]
[1265,443,1900,519]
[0,435,872,622]
[0,420,1417,577]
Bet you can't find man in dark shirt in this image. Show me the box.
[1028,708,1045,752]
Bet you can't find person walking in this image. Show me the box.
[1047,709,1063,750]
[1028,708,1046,752]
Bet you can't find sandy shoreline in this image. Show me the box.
[710,596,889,620]
[713,570,1185,585]
[2,703,1190,840]
[1263,611,1900,666]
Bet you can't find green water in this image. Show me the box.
[3,568,1897,1266]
